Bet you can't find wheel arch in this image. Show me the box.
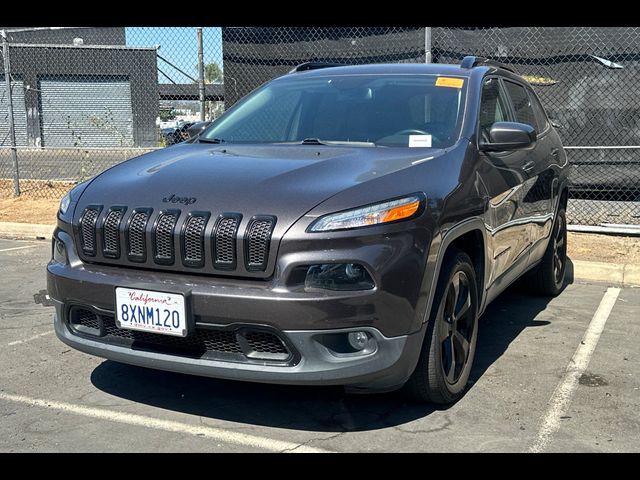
[422,219,489,326]
[559,183,569,211]
[555,178,569,213]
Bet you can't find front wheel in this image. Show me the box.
[404,249,479,404]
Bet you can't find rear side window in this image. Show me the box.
[528,90,549,132]
[503,80,538,131]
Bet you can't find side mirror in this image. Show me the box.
[479,121,537,152]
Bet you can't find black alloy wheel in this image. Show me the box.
[405,249,479,404]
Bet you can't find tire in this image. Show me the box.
[404,249,479,404]
[527,207,567,296]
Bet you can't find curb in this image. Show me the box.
[571,259,640,288]
[0,222,637,287]
[0,222,55,240]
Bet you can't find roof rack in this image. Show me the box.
[288,62,345,74]
[460,55,515,73]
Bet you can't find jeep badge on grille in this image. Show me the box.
[162,194,197,205]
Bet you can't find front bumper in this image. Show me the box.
[53,300,426,391]
[48,229,429,391]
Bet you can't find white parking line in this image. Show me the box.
[7,330,54,346]
[527,287,621,453]
[0,245,38,253]
[0,392,331,453]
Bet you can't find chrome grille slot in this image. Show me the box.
[182,212,210,268]
[126,208,151,262]
[245,216,276,271]
[213,213,241,270]
[153,210,179,264]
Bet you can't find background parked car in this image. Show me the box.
[161,121,211,146]
[160,122,195,146]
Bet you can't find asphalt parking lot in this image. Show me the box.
[0,237,638,452]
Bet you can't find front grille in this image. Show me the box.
[79,207,101,256]
[245,216,276,271]
[245,331,288,354]
[102,207,125,258]
[127,209,151,262]
[103,316,243,354]
[71,308,101,330]
[77,206,276,276]
[182,213,209,267]
[153,210,179,264]
[213,214,241,269]
[67,307,293,364]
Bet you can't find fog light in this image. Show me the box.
[53,237,67,264]
[348,331,369,350]
[304,263,374,291]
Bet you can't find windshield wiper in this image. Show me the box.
[299,138,375,147]
[301,138,326,145]
[198,137,225,144]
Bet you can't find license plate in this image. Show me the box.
[115,287,187,337]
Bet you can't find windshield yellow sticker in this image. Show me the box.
[436,77,464,88]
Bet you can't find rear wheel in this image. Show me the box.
[405,249,479,404]
[528,208,567,296]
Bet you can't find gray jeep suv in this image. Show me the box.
[47,57,570,403]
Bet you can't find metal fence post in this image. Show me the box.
[197,27,205,121]
[424,27,432,63]
[1,29,20,196]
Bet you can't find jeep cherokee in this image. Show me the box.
[47,57,570,403]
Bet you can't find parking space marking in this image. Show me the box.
[0,245,38,253]
[0,392,331,453]
[7,331,54,346]
[528,287,621,453]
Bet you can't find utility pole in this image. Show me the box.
[424,27,432,63]
[197,27,205,121]
[1,29,20,196]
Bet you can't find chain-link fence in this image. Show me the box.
[1,26,639,227]
[0,27,224,198]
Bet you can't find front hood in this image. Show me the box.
[74,143,446,277]
[78,143,445,226]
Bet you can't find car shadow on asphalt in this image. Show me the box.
[91,275,572,432]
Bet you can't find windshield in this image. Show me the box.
[202,74,467,148]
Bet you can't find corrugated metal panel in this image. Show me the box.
[0,76,28,146]
[40,76,134,147]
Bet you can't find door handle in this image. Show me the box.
[523,160,536,172]
[551,148,559,158]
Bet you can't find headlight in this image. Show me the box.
[58,180,90,217]
[308,194,424,232]
[59,193,71,215]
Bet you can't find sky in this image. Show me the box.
[125,27,223,84]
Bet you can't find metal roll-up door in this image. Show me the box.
[39,75,134,147]
[0,75,28,147]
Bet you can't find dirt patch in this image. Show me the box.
[568,232,640,265]
[0,194,64,225]
[0,197,62,225]
[0,179,75,200]
[0,179,75,224]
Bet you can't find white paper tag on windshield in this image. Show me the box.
[408,135,432,148]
